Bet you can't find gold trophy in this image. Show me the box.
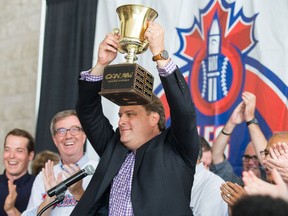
[99,4,158,106]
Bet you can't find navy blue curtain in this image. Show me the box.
[35,0,98,153]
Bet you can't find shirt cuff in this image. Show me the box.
[157,60,177,77]
[79,70,103,82]
[80,60,177,81]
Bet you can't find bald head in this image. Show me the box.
[267,131,288,149]
[244,142,256,155]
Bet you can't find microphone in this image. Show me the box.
[47,164,95,197]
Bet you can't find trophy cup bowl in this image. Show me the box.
[99,4,158,106]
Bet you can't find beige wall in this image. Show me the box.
[0,1,42,173]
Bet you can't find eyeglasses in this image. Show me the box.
[55,126,82,137]
[242,155,259,162]
[260,149,269,157]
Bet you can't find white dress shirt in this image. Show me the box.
[191,162,229,216]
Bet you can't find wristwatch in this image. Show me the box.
[152,50,169,61]
[246,118,258,126]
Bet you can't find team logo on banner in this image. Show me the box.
[157,0,257,127]
[155,0,288,172]
[183,1,250,116]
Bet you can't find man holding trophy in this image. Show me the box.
[71,4,199,216]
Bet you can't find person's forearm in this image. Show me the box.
[90,63,105,76]
[37,196,55,216]
[248,124,267,165]
[5,207,21,216]
[70,187,85,202]
[212,120,236,164]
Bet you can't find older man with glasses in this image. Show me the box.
[22,110,98,216]
[241,143,265,179]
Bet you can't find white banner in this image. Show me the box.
[88,0,288,168]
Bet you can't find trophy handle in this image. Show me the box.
[139,39,149,53]
[112,28,125,54]
[112,27,148,55]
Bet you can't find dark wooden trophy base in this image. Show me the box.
[99,63,154,106]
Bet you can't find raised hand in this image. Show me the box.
[220,181,246,207]
[42,160,60,192]
[4,180,21,216]
[264,142,288,183]
[242,91,256,121]
[229,101,245,125]
[97,33,120,66]
[61,164,84,201]
[242,169,288,202]
[145,21,165,56]
[91,32,121,76]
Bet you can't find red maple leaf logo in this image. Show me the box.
[182,1,257,59]
[173,1,258,115]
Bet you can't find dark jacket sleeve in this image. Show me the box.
[76,80,114,157]
[160,68,199,166]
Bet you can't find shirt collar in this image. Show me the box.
[59,153,90,170]
[2,170,33,185]
[196,162,205,173]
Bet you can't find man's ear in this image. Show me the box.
[29,151,35,161]
[151,112,160,126]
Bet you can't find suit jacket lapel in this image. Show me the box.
[134,140,149,175]
[95,142,129,200]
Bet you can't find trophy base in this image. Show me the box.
[99,63,154,106]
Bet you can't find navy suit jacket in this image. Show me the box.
[71,68,199,216]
